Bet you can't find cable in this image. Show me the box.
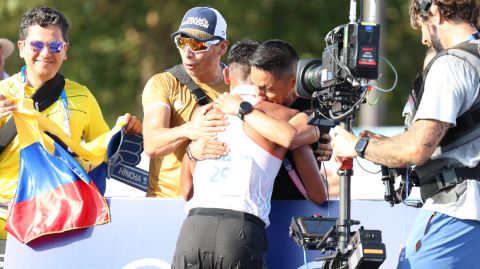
[312,97,331,218]
[355,158,381,174]
[323,162,331,218]
[367,56,398,92]
[303,247,310,269]
[367,80,382,105]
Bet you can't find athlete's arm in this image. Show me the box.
[180,153,196,201]
[143,104,228,159]
[291,145,327,205]
[213,93,320,149]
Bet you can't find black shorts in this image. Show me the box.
[172,208,268,269]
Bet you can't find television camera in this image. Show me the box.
[288,0,400,268]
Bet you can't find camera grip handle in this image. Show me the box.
[339,158,353,170]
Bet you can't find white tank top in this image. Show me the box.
[185,85,283,227]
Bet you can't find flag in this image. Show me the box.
[5,97,124,244]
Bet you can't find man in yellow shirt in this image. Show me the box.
[142,7,230,198]
[0,7,141,243]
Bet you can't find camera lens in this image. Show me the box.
[296,59,324,99]
[308,66,323,90]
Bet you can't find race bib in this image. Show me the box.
[193,154,253,198]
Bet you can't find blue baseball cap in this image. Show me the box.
[170,6,227,42]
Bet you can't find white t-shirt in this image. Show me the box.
[2,72,8,80]
[185,85,283,227]
[414,53,480,221]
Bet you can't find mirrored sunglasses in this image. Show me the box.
[174,36,220,52]
[24,40,67,53]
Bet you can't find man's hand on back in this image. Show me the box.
[190,136,229,160]
[182,111,229,141]
[213,92,243,115]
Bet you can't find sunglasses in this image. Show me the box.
[174,36,220,52]
[23,40,67,53]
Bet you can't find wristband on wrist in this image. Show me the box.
[186,142,197,161]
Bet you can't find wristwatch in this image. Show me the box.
[237,101,253,121]
[355,137,370,159]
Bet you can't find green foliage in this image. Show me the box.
[0,0,425,127]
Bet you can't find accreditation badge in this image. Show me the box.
[193,154,253,198]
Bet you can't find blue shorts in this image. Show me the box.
[398,208,480,269]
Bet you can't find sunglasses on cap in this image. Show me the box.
[23,40,67,53]
[174,36,220,53]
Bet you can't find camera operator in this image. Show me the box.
[331,0,480,267]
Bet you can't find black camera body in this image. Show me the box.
[289,3,387,268]
[296,23,381,119]
[321,23,380,89]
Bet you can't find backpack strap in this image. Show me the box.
[166,64,209,106]
[0,73,65,154]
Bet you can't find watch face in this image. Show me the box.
[239,102,253,112]
[355,139,367,152]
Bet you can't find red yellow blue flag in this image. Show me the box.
[4,97,124,244]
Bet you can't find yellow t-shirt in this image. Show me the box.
[142,71,230,198]
[0,73,110,203]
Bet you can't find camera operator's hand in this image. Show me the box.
[331,126,360,169]
[359,130,387,140]
[190,136,229,160]
[213,92,243,115]
[315,133,333,161]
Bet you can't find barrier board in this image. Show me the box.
[5,198,420,269]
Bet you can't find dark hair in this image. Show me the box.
[249,39,299,80]
[19,7,69,42]
[410,0,480,29]
[227,37,261,78]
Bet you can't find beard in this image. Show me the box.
[428,23,445,53]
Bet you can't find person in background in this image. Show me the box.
[0,38,14,80]
[0,6,142,256]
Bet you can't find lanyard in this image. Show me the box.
[19,66,71,137]
[282,157,310,200]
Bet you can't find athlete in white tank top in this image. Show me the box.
[185,85,283,227]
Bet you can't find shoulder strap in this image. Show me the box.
[0,73,65,154]
[166,64,209,106]
[415,39,480,153]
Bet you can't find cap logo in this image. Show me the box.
[182,17,210,29]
